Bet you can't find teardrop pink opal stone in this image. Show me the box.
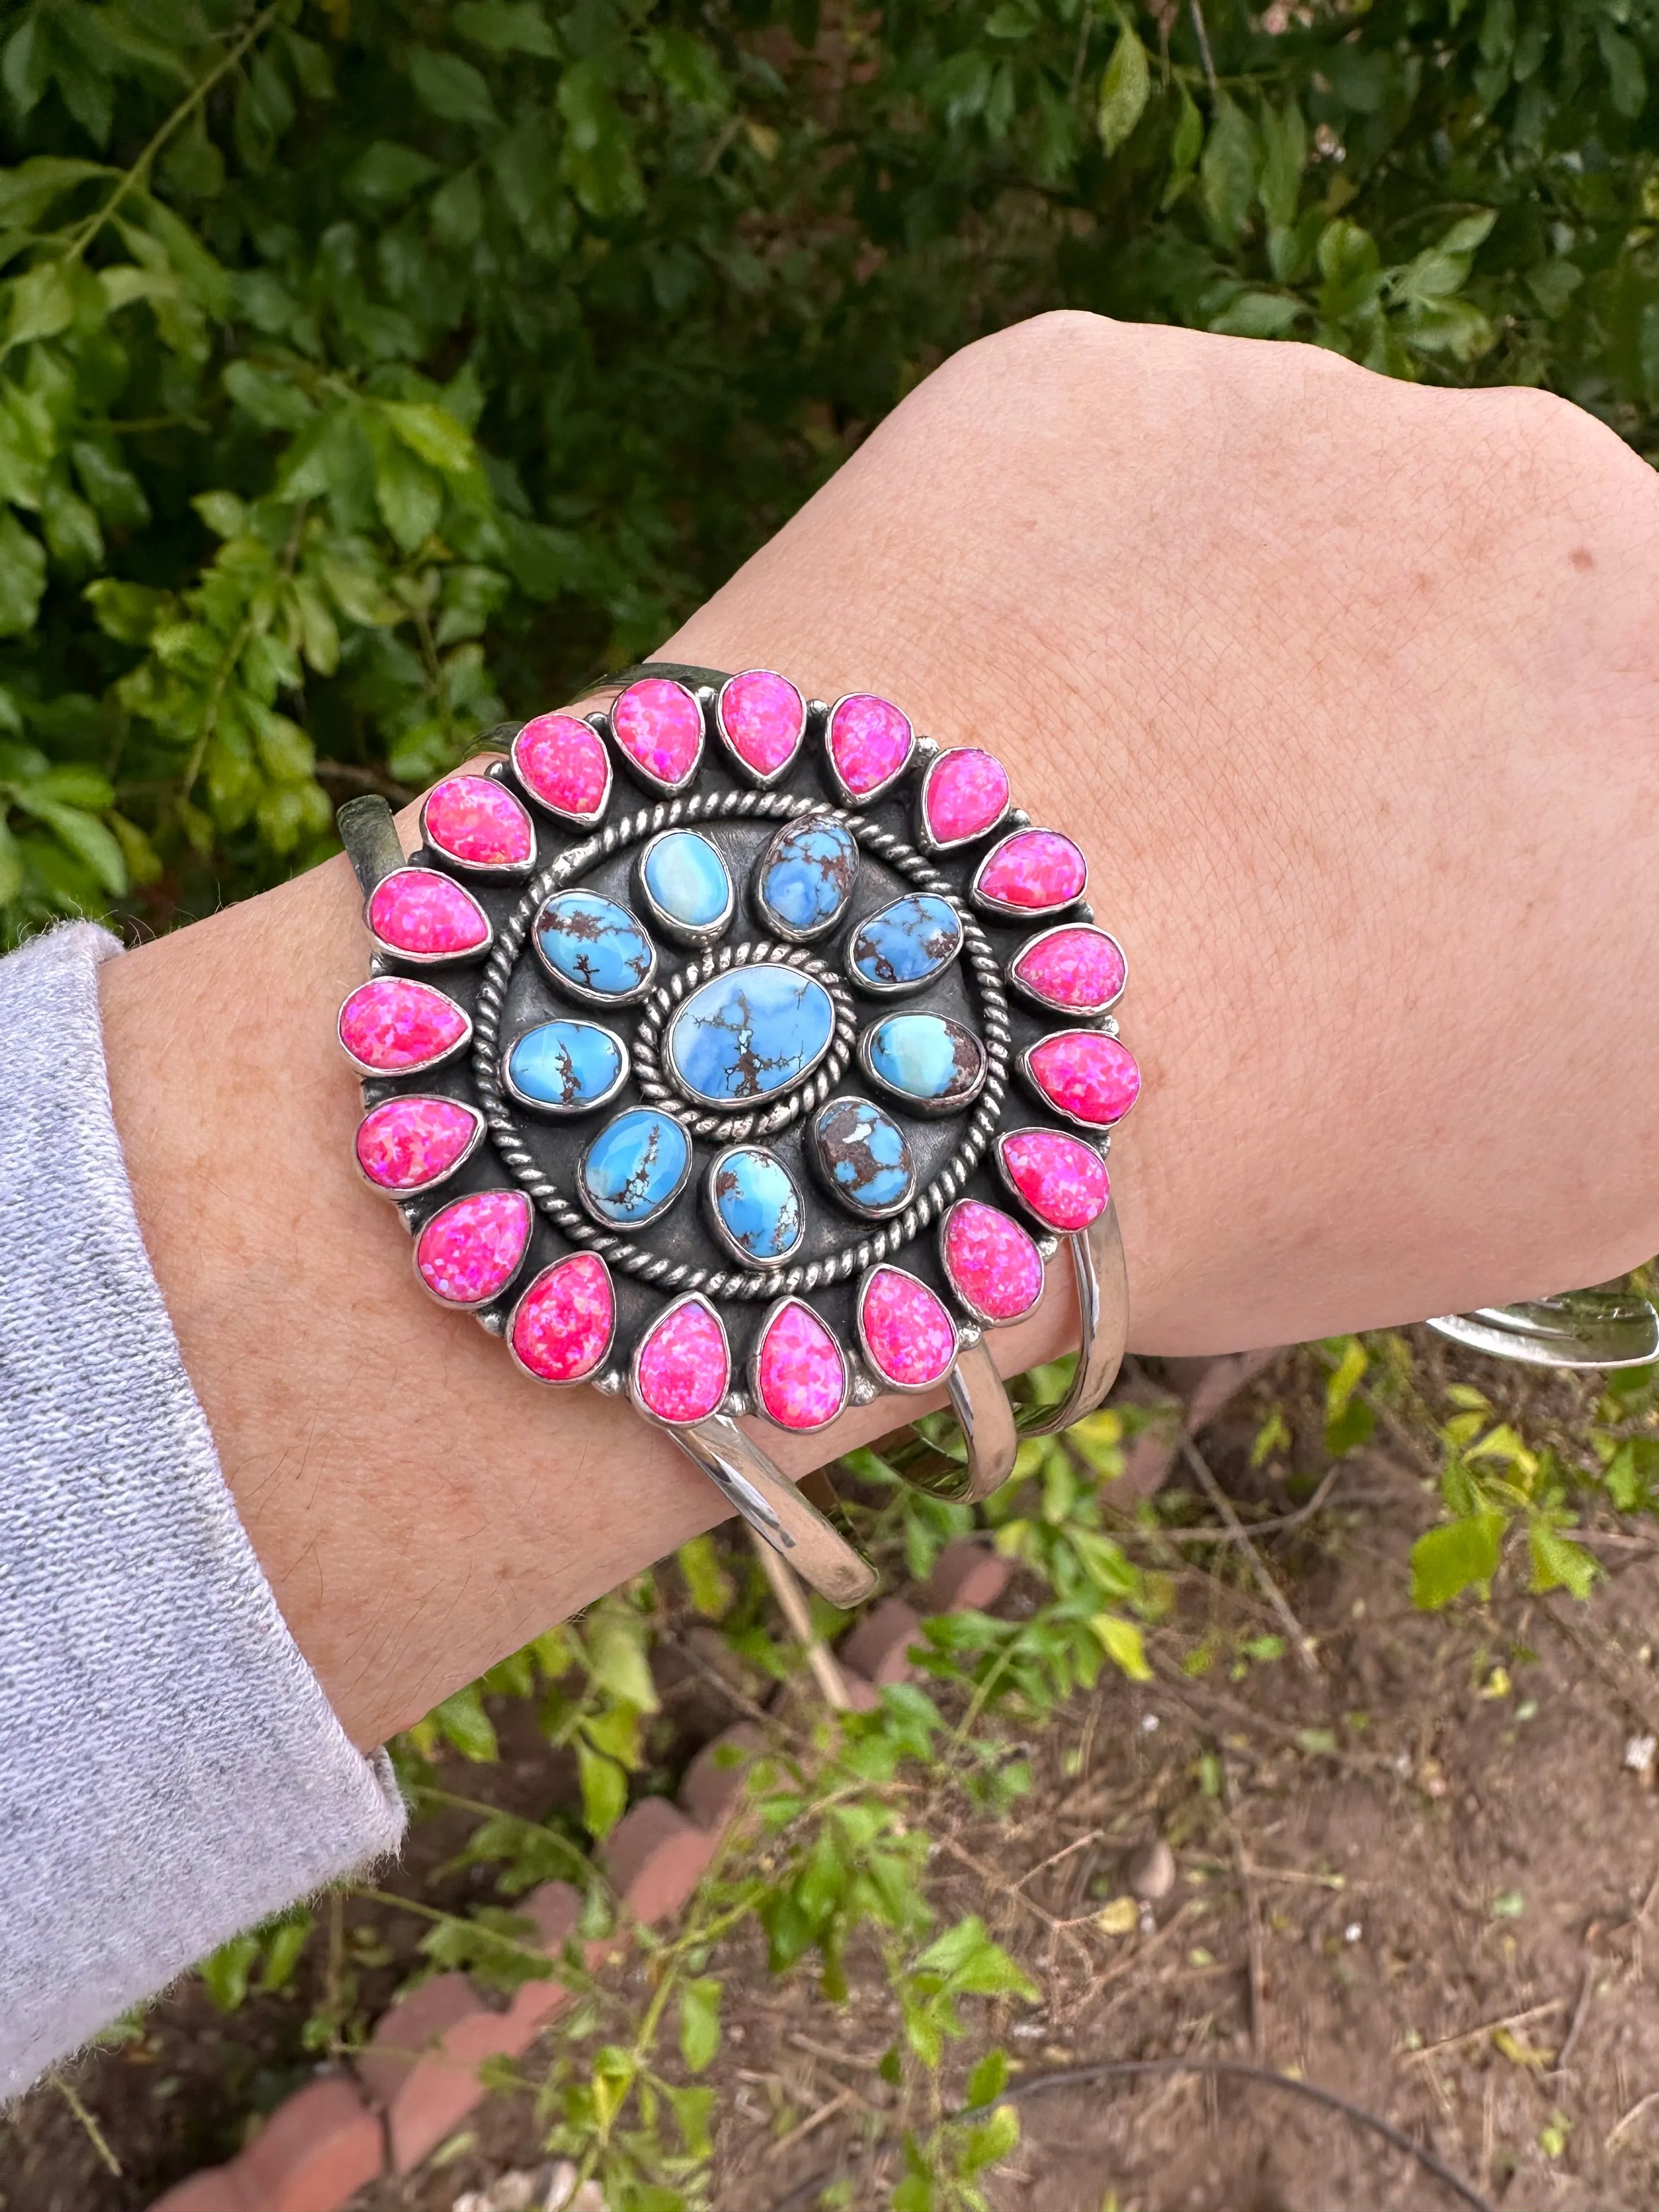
[943,1201,1045,1324]
[422,774,534,870]
[718,669,805,778]
[367,868,490,960]
[510,1253,615,1383]
[356,1095,480,1193]
[634,1297,729,1423]
[922,748,1010,847]
[975,830,1086,912]
[1027,1031,1141,1127]
[416,1189,532,1306]
[512,713,611,823]
[859,1267,957,1389]
[1011,925,1126,1014]
[996,1128,1111,1233]
[338,977,470,1074]
[755,1301,846,1431]
[827,693,912,798]
[611,678,703,789]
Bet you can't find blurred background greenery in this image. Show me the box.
[4,0,1659,945]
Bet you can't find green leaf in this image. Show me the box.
[966,2046,1009,2109]
[1598,20,1648,119]
[1097,13,1150,159]
[586,1604,660,1712]
[1410,1510,1505,1611]
[1528,1523,1596,1601]
[0,509,47,635]
[961,2101,1020,2172]
[378,399,476,477]
[1200,95,1259,249]
[678,1975,722,2071]
[676,1533,736,1619]
[455,2,558,57]
[410,48,499,128]
[346,142,442,206]
[7,261,76,349]
[373,435,443,552]
[224,360,315,432]
[1209,290,1302,339]
[578,1739,628,1837]
[432,1681,499,1761]
[1091,1613,1152,1682]
[198,1931,259,2011]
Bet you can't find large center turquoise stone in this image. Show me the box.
[579,1107,691,1227]
[666,964,836,1108]
[535,890,656,1002]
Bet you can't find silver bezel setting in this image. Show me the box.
[629,1291,732,1427]
[749,1294,850,1433]
[751,812,861,945]
[807,1093,920,1221]
[337,980,474,1079]
[1016,1032,1139,1134]
[505,1252,618,1389]
[418,774,538,879]
[602,680,706,797]
[969,828,1088,922]
[665,963,840,1116]
[509,715,613,828]
[364,866,494,967]
[714,668,808,789]
[353,1093,487,1198]
[854,1263,961,1395]
[634,827,736,950]
[844,890,965,999]
[531,888,660,1008]
[412,1187,533,1311]
[822,692,918,808]
[1006,921,1128,1019]
[703,1143,807,1269]
[915,746,1012,855]
[857,1012,989,1119]
[500,1018,630,1119]
[576,1107,694,1232]
[938,1197,1047,1328]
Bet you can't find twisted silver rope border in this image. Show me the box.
[471,788,1012,1300]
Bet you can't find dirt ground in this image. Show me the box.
[11,1344,1659,2212]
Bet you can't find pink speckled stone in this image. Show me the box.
[512,713,611,823]
[612,678,703,789]
[718,669,805,778]
[828,694,913,798]
[1012,924,1126,1014]
[511,1253,614,1383]
[943,1201,1045,1324]
[975,830,1086,912]
[1027,1031,1141,1127]
[338,977,469,1073]
[635,1297,729,1423]
[996,1128,1111,1232]
[755,1301,845,1432]
[416,1189,532,1306]
[423,774,534,870]
[367,867,489,959]
[356,1094,479,1192]
[922,748,1010,847]
[859,1267,956,1390]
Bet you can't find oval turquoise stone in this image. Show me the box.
[667,964,836,1107]
[642,830,731,935]
[755,816,859,939]
[864,1013,985,1108]
[710,1146,804,1263]
[506,1019,625,1112]
[535,890,656,1001]
[579,1108,691,1227]
[812,1097,915,1216]
[849,893,962,991]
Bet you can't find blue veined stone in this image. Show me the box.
[641,830,732,938]
[506,1018,625,1113]
[535,889,656,1002]
[849,893,962,992]
[863,1012,986,1109]
[709,1146,804,1263]
[755,816,859,939]
[667,964,836,1107]
[812,1097,916,1218]
[579,1107,691,1227]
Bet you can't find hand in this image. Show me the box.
[100,314,1659,1745]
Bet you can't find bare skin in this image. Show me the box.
[99,315,1659,1750]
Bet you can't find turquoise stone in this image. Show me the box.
[579,1108,691,1227]
[667,964,836,1107]
[709,1146,804,1263]
[506,1019,625,1113]
[535,890,656,1002]
[849,893,962,992]
[864,1012,985,1108]
[755,816,859,939]
[812,1097,915,1217]
[641,830,732,938]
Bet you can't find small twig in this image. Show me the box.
[1401,1996,1565,2064]
[49,2074,122,2180]
[1180,1438,1317,1672]
[1154,1464,1346,1545]
[1011,1829,1103,1894]
[1187,0,1220,92]
[1548,1962,1594,2079]
[1608,2087,1659,2151]
[1222,1758,1266,2061]
[786,2032,889,2074]
[766,2084,857,2159]
[748,1531,850,1711]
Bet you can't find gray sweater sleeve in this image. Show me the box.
[0,923,405,2098]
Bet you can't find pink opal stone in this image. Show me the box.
[828,693,913,798]
[634,1296,729,1423]
[338,977,470,1074]
[997,1128,1111,1233]
[356,1094,480,1193]
[755,1300,846,1432]
[1011,924,1126,1014]
[611,678,703,789]
[415,1189,532,1307]
[975,830,1086,913]
[921,748,1011,848]
[512,713,611,823]
[943,1201,1045,1324]
[510,1253,614,1384]
[859,1267,957,1390]
[1027,1031,1142,1128]
[718,669,805,779]
[422,774,534,871]
[367,868,490,960]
